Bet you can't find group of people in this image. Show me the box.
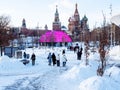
[23,52,36,66]
[23,49,68,67]
[47,50,67,67]
[73,44,83,60]
[23,44,83,66]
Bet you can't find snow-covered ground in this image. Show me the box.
[0,45,120,90]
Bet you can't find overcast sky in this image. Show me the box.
[0,0,119,30]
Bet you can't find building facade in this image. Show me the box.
[68,3,89,41]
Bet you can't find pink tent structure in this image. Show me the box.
[39,30,72,42]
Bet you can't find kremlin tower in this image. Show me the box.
[52,5,61,30]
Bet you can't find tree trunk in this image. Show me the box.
[0,46,2,56]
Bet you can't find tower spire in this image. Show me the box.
[22,18,26,28]
[52,5,61,30]
[74,3,80,23]
[74,3,79,16]
[76,3,77,9]
[54,5,59,22]
[56,5,58,13]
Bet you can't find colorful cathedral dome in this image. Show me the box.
[82,15,88,21]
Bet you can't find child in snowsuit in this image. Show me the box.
[47,52,52,66]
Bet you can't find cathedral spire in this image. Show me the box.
[75,3,77,10]
[22,18,26,28]
[74,3,79,15]
[74,3,80,21]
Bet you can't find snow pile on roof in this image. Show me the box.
[111,14,120,27]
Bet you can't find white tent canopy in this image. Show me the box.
[111,14,120,27]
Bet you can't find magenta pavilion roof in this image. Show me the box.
[39,30,72,42]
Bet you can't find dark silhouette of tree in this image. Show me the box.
[97,12,109,76]
[0,15,14,56]
[84,32,90,65]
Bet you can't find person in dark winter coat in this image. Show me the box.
[23,52,26,59]
[77,47,83,60]
[74,43,79,53]
[62,49,65,54]
[80,47,83,52]
[31,53,36,66]
[47,52,52,66]
[51,53,56,66]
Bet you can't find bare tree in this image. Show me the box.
[0,15,14,56]
[97,12,109,76]
[84,32,90,65]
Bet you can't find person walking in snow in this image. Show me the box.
[51,53,56,66]
[31,53,36,66]
[23,52,27,59]
[77,49,82,60]
[47,52,52,66]
[56,54,60,66]
[74,43,79,53]
[80,47,83,52]
[77,47,83,60]
[62,49,65,54]
[61,50,67,67]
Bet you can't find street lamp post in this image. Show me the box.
[110,24,113,46]
[113,24,116,46]
[110,4,113,47]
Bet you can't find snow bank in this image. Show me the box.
[109,46,120,61]
[79,76,120,90]
[104,66,120,82]
[0,56,26,74]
